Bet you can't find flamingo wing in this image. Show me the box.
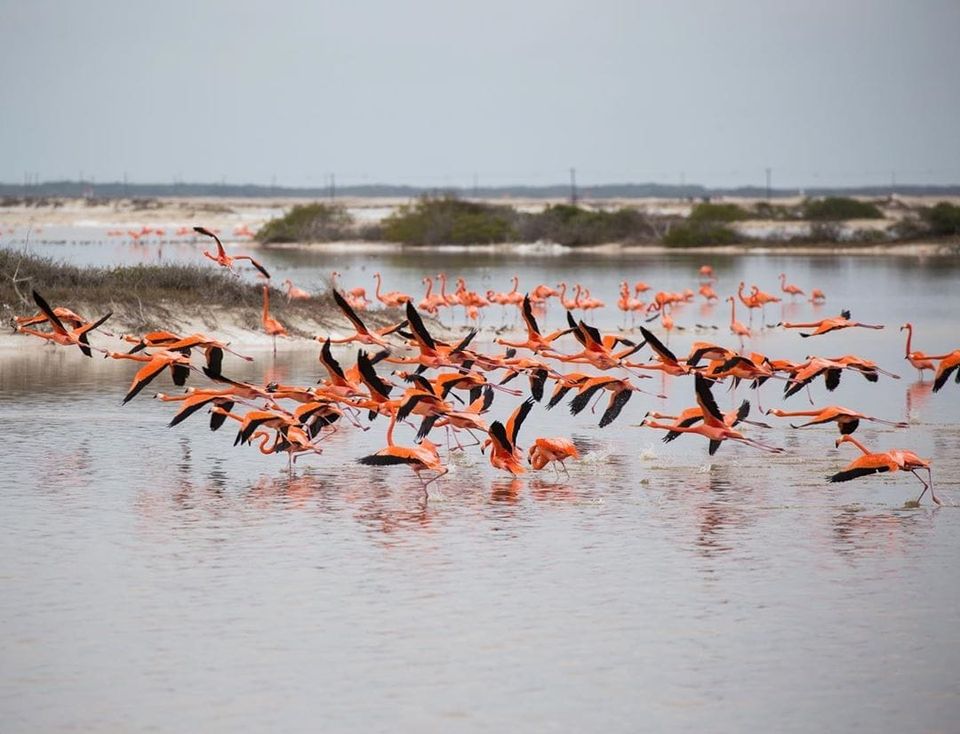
[506,397,535,447]
[31,290,68,335]
[234,255,271,280]
[404,302,437,352]
[194,226,226,258]
[320,338,346,381]
[123,357,171,404]
[639,326,678,364]
[333,289,369,335]
[599,389,632,428]
[694,374,725,427]
[356,350,393,400]
[521,295,541,336]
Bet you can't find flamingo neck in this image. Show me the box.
[386,412,397,446]
[843,436,871,455]
[424,278,433,298]
[374,273,383,299]
[262,287,270,319]
[904,324,913,356]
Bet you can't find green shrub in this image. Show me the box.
[381,196,516,245]
[517,205,655,246]
[662,223,738,246]
[257,202,354,243]
[688,202,750,223]
[752,201,798,220]
[802,197,883,221]
[920,202,960,236]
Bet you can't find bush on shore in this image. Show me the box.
[802,197,883,221]
[516,204,657,246]
[919,202,960,236]
[257,203,354,243]
[662,223,738,247]
[381,197,516,245]
[688,202,751,223]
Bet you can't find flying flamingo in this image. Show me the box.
[327,290,408,347]
[765,406,908,435]
[16,291,112,357]
[194,226,271,279]
[779,310,884,337]
[830,435,938,505]
[482,398,535,475]
[929,350,960,393]
[900,323,936,378]
[261,285,288,354]
[357,413,447,492]
[642,375,785,455]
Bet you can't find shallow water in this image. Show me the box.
[2,236,960,732]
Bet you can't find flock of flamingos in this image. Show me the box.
[12,226,960,505]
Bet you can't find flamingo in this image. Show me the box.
[642,375,784,455]
[929,350,960,393]
[16,291,111,357]
[900,323,936,378]
[261,285,288,354]
[765,406,908,435]
[528,437,580,475]
[779,273,805,299]
[373,272,411,308]
[779,310,884,337]
[557,282,579,311]
[282,279,311,300]
[357,413,447,492]
[830,435,938,505]
[194,226,271,279]
[726,296,750,341]
[482,398,535,475]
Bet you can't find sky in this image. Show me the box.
[2,0,959,189]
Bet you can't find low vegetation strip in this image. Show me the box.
[256,195,960,248]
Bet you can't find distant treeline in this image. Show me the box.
[257,196,960,247]
[3,180,960,200]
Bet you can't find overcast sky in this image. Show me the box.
[2,0,958,188]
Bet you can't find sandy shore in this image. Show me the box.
[2,196,958,257]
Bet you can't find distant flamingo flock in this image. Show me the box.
[11,226,959,505]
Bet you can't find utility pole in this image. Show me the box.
[329,173,336,201]
[472,172,479,198]
[570,167,578,206]
[765,167,772,200]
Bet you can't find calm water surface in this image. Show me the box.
[2,234,960,732]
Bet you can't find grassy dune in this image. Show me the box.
[0,249,351,336]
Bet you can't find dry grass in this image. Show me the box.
[0,249,368,335]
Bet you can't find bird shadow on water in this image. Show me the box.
[830,505,935,560]
[659,467,759,560]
